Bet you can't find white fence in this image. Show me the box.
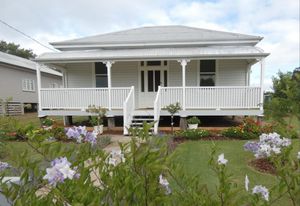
[158,86,261,109]
[40,87,131,110]
[0,102,24,116]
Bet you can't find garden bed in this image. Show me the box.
[248,158,276,175]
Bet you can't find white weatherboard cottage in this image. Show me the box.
[34,26,269,134]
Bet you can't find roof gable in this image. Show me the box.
[51,25,263,50]
[0,51,62,76]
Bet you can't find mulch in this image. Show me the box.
[248,158,276,175]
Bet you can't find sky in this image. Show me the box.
[0,0,299,90]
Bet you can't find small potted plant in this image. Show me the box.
[42,118,54,130]
[86,105,107,134]
[187,116,200,129]
[89,116,104,134]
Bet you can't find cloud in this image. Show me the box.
[0,0,299,90]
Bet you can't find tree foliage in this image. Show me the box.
[264,71,300,138]
[0,40,36,59]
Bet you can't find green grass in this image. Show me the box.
[171,140,300,205]
[13,113,89,127]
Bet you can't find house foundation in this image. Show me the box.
[107,116,115,130]
[179,116,187,130]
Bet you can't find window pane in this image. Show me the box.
[96,76,108,87]
[200,60,216,72]
[141,71,144,92]
[148,71,154,92]
[164,61,168,66]
[95,62,107,74]
[155,70,160,91]
[147,61,161,66]
[141,61,144,66]
[200,74,215,86]
[164,70,168,87]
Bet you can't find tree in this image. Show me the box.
[264,70,300,138]
[0,40,36,59]
[165,102,182,134]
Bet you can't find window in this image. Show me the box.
[95,62,108,87]
[49,83,59,88]
[148,71,154,92]
[141,71,145,92]
[22,79,35,92]
[200,60,216,86]
[146,61,161,66]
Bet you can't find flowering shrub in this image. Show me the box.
[0,124,299,205]
[65,126,96,145]
[222,117,275,139]
[244,132,299,205]
[244,132,291,158]
[43,157,79,186]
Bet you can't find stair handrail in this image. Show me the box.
[153,86,162,134]
[123,86,135,135]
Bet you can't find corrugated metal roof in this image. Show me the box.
[35,46,269,63]
[0,51,62,76]
[51,25,262,49]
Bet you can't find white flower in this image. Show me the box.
[271,146,281,154]
[43,157,77,186]
[159,174,169,186]
[159,174,171,195]
[108,157,117,166]
[217,153,228,165]
[245,175,249,191]
[297,151,300,160]
[252,185,269,201]
[0,161,10,172]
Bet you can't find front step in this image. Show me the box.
[130,115,155,133]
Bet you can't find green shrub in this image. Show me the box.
[97,135,112,148]
[42,118,54,127]
[0,116,19,140]
[187,116,201,125]
[175,129,210,140]
[16,123,35,140]
[50,126,68,141]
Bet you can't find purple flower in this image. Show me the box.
[0,161,10,172]
[252,185,269,201]
[43,157,78,186]
[244,141,260,153]
[85,132,97,146]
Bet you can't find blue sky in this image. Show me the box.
[1,0,299,89]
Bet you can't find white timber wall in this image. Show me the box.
[111,61,139,107]
[217,59,248,86]
[66,63,94,88]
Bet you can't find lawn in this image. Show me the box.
[171,139,300,205]
[13,112,90,127]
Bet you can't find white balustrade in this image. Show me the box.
[153,86,162,134]
[40,87,131,110]
[159,86,261,109]
[123,86,135,135]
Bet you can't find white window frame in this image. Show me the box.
[49,83,58,88]
[199,60,217,86]
[22,79,35,92]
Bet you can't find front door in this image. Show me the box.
[139,61,168,108]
